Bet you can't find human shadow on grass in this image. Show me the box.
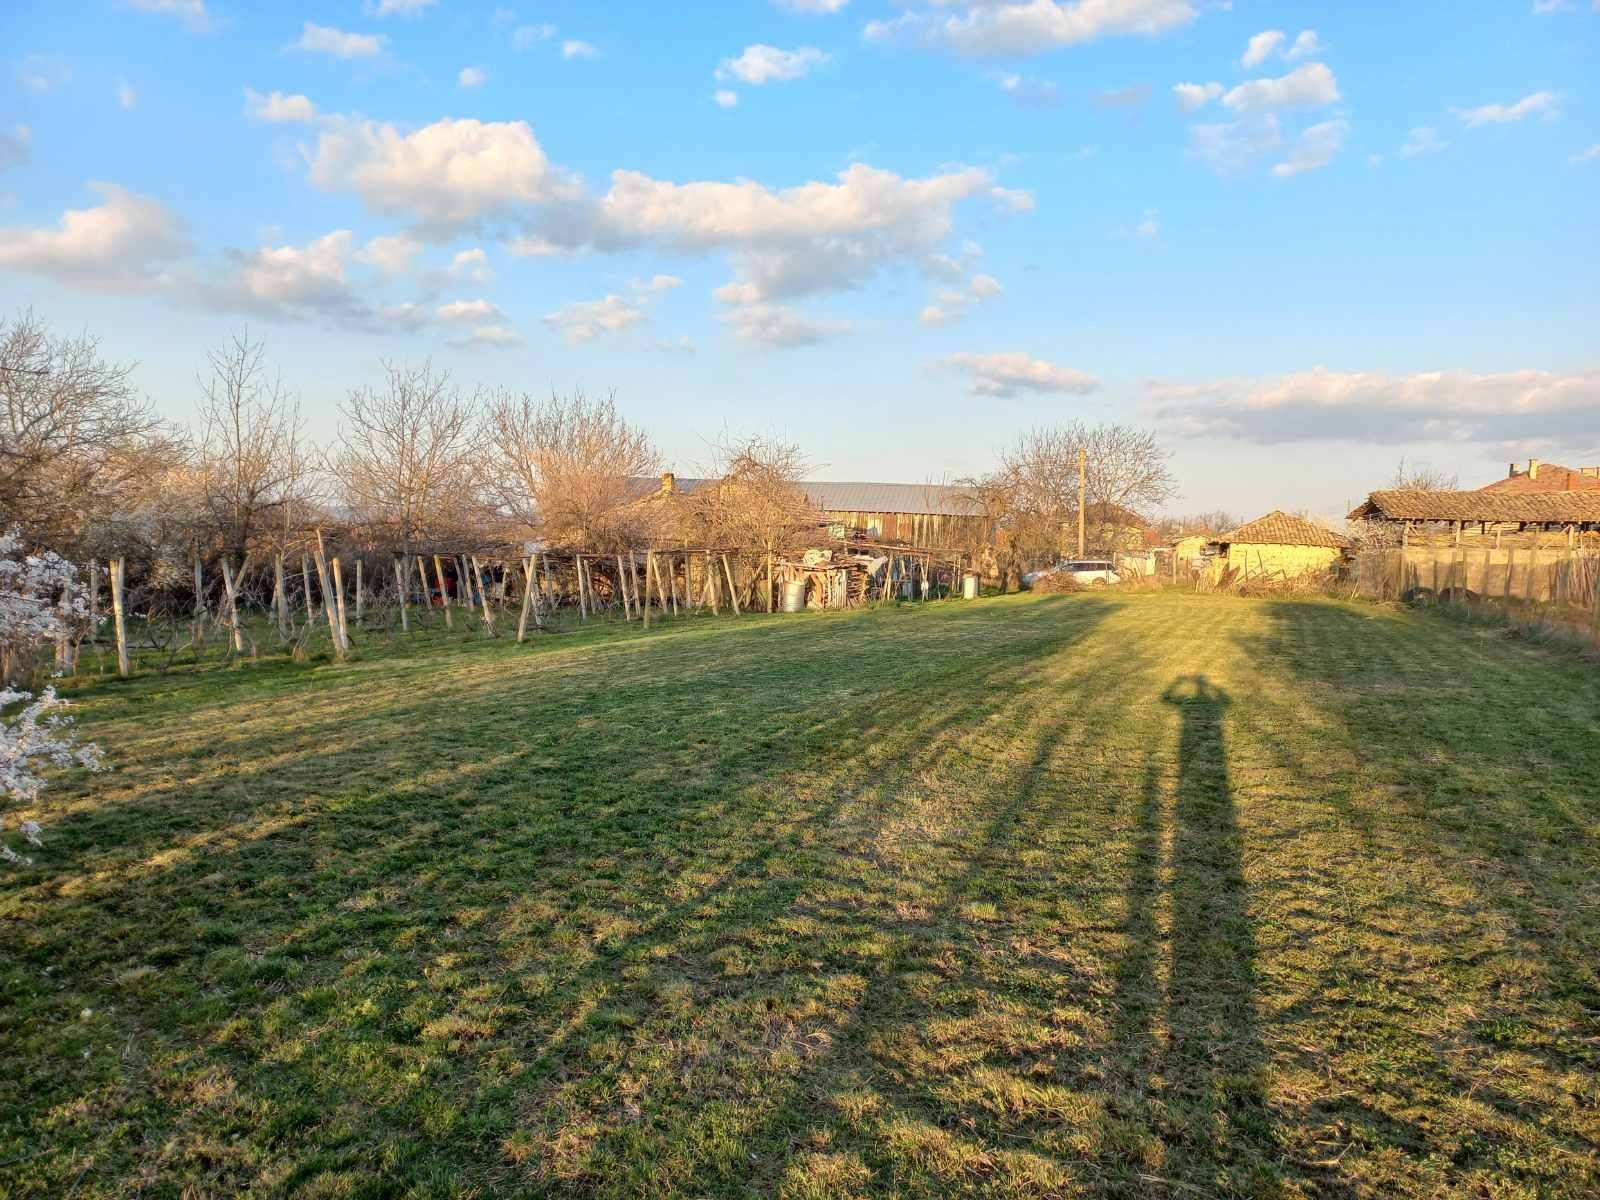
[1152,675,1270,1189]
[1231,601,1600,1185]
[3,599,1122,1196]
[587,635,1174,1197]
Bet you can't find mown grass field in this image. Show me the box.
[3,591,1598,1198]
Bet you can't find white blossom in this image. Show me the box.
[1,528,103,865]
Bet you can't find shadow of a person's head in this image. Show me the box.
[1161,674,1231,708]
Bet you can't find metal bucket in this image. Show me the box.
[962,572,980,600]
[781,579,807,613]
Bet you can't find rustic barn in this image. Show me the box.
[801,481,986,548]
[1208,511,1351,580]
[1169,532,1212,568]
[1346,490,1600,603]
[1348,489,1600,545]
[633,475,988,549]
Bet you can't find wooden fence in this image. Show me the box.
[1352,545,1600,610]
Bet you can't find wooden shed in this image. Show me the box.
[1208,510,1351,580]
[800,481,987,549]
[1348,489,1600,544]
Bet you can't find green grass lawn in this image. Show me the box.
[4,592,1598,1198]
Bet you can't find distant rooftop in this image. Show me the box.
[636,474,984,518]
[1480,459,1600,495]
[801,481,982,518]
[1216,510,1351,549]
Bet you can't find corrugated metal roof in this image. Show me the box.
[801,481,983,517]
[1350,489,1600,524]
[1215,510,1351,549]
[632,475,983,516]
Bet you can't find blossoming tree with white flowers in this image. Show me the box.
[0,529,101,864]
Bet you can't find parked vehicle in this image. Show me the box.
[1023,559,1121,589]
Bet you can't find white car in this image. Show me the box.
[1024,559,1122,588]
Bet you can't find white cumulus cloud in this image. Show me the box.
[714,89,739,108]
[290,23,386,59]
[1153,366,1600,447]
[244,88,318,122]
[437,297,503,324]
[716,44,829,85]
[1173,80,1222,111]
[355,233,422,276]
[721,302,850,348]
[1240,30,1284,69]
[459,66,488,88]
[1222,63,1339,114]
[864,0,1197,56]
[1456,91,1560,127]
[0,181,187,292]
[543,293,647,342]
[366,0,437,15]
[1271,119,1349,177]
[1187,114,1283,174]
[562,40,599,59]
[943,351,1099,397]
[120,0,212,32]
[302,115,575,238]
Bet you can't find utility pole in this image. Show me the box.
[1076,445,1086,559]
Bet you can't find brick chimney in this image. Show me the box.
[1508,462,1518,478]
[1528,458,1540,481]
[660,471,676,495]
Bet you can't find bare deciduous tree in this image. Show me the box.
[0,311,167,552]
[1161,510,1240,536]
[1391,456,1458,491]
[335,362,484,555]
[196,331,306,561]
[980,422,1176,567]
[482,389,656,550]
[687,435,815,555]
[1078,423,1175,515]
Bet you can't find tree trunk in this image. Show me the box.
[110,557,130,678]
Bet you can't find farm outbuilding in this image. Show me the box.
[1208,511,1351,581]
[801,481,986,548]
[636,474,992,550]
[1347,489,1600,543]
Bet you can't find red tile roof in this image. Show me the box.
[1479,464,1600,494]
[1214,510,1351,549]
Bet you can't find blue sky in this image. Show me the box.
[3,0,1597,518]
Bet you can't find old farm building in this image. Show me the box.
[642,474,988,549]
[1348,490,1600,545]
[1207,510,1352,580]
[801,482,985,548]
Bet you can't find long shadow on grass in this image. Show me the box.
[1236,601,1600,1189]
[595,631,1178,1197]
[1154,675,1269,1188]
[1,596,1122,1197]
